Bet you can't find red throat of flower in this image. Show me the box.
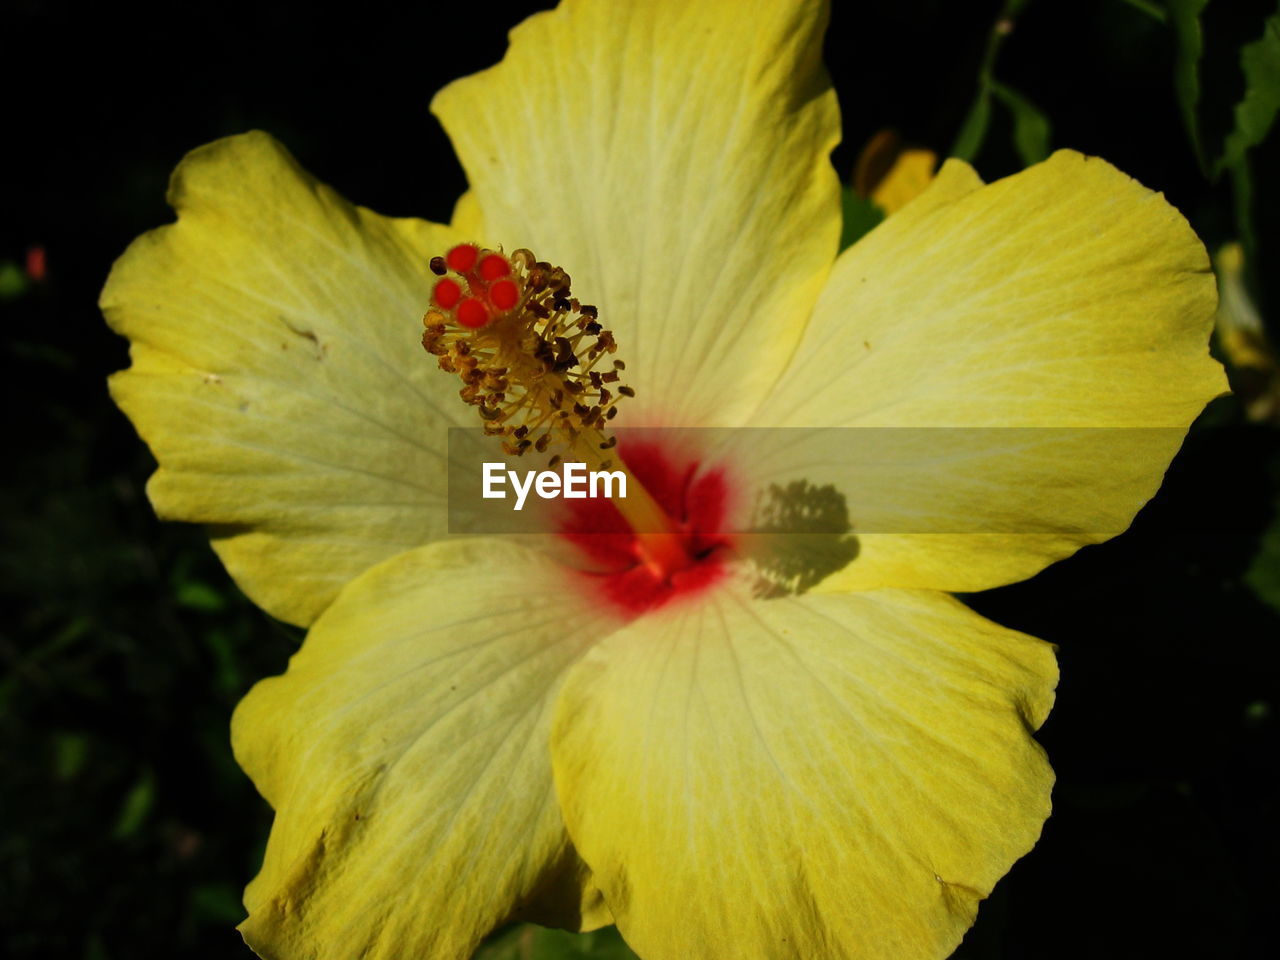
[422,244,731,617]
[560,440,732,616]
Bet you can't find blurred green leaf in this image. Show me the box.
[991,80,1052,164]
[1217,4,1280,171]
[202,627,242,698]
[951,92,993,162]
[188,882,246,925]
[1168,0,1212,172]
[1217,5,1280,263]
[174,578,227,613]
[474,925,639,960]
[1245,502,1280,614]
[1244,699,1272,725]
[112,769,156,839]
[1118,0,1168,22]
[0,260,28,299]
[52,731,89,781]
[839,188,885,251]
[949,2,1049,164]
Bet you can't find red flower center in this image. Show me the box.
[559,439,733,617]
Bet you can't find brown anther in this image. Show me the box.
[599,436,618,450]
[429,256,447,276]
[618,385,635,397]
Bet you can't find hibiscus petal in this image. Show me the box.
[234,538,613,960]
[552,582,1056,960]
[431,0,842,426]
[751,150,1226,593]
[102,131,462,626]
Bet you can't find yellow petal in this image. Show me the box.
[432,0,842,426]
[851,130,940,215]
[234,538,613,960]
[751,150,1226,593]
[552,580,1056,960]
[102,132,461,626]
[871,147,938,213]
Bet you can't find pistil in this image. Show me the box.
[422,243,694,579]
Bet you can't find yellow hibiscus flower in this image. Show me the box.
[100,1,1225,958]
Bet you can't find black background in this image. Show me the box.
[2,1,1277,957]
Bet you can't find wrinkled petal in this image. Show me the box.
[432,0,842,425]
[234,539,614,960]
[552,579,1056,960]
[750,151,1226,594]
[102,132,462,626]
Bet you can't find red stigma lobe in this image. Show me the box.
[479,254,511,280]
[433,277,462,309]
[446,243,479,273]
[457,297,491,329]
[490,279,519,311]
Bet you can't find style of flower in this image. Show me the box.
[101,1,1225,958]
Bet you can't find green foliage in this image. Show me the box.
[1165,0,1280,264]
[952,88,994,163]
[1246,521,1280,612]
[839,187,885,251]
[990,80,1051,165]
[475,925,639,960]
[1168,0,1212,172]
[1218,9,1280,171]
[1246,481,1280,615]
[1118,0,1168,23]
[112,769,156,839]
[0,260,28,300]
[1219,6,1280,262]
[949,1,1052,164]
